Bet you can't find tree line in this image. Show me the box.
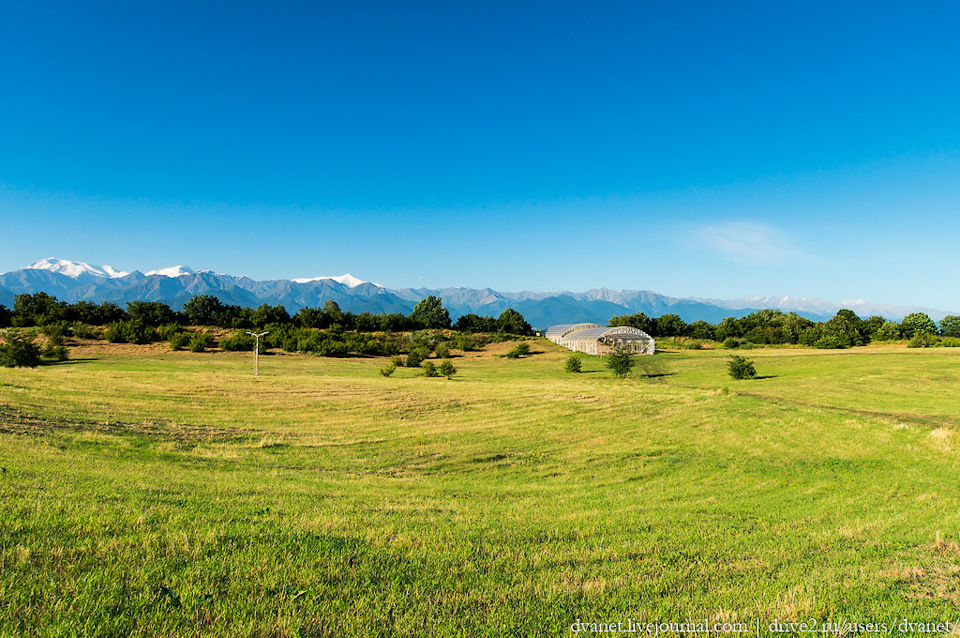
[1,293,533,335]
[609,308,960,348]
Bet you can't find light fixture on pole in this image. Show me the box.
[246,331,269,376]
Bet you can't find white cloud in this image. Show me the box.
[696,221,827,266]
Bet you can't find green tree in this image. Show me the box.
[900,312,938,338]
[496,309,532,335]
[565,355,582,373]
[939,316,960,338]
[409,296,451,330]
[13,292,66,326]
[455,314,498,333]
[421,360,439,377]
[126,301,177,327]
[320,300,345,327]
[822,309,865,347]
[606,347,634,378]
[688,320,715,340]
[652,314,688,337]
[252,304,290,328]
[438,359,456,379]
[727,355,757,380]
[873,320,901,341]
[182,295,226,326]
[0,331,42,367]
[608,312,653,333]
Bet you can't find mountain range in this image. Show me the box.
[0,258,953,328]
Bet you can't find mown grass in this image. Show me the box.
[2,340,960,636]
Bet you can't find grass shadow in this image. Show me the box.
[43,358,100,366]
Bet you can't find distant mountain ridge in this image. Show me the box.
[0,258,954,327]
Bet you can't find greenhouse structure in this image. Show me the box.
[544,323,655,356]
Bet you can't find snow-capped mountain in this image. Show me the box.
[144,265,196,278]
[1,258,956,327]
[25,257,130,279]
[292,273,381,288]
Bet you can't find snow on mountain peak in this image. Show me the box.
[292,273,380,288]
[145,265,196,278]
[25,257,129,279]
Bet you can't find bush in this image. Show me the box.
[157,323,184,341]
[434,343,450,359]
[391,355,405,367]
[42,344,69,362]
[438,359,456,379]
[683,340,704,350]
[565,355,582,373]
[71,322,100,340]
[727,355,757,380]
[723,337,740,349]
[380,363,396,377]
[455,335,475,351]
[168,333,191,351]
[505,342,531,359]
[908,333,939,348]
[814,334,847,349]
[122,320,157,345]
[606,347,634,378]
[219,331,256,352]
[189,332,215,353]
[406,350,423,368]
[421,360,439,377]
[0,331,42,368]
[104,322,126,343]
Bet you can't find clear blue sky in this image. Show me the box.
[2,1,959,308]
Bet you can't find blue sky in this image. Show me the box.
[2,1,959,308]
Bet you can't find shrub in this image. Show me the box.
[406,350,423,368]
[606,347,634,378]
[391,355,405,367]
[438,359,456,379]
[683,340,704,350]
[219,331,256,352]
[723,337,740,349]
[189,331,215,353]
[157,323,184,341]
[938,337,960,348]
[104,322,126,343]
[505,342,531,359]
[908,333,939,348]
[42,344,69,362]
[434,343,450,359]
[455,335,475,351]
[421,360,439,377]
[727,355,757,380]
[814,334,847,349]
[0,331,42,368]
[71,322,100,340]
[380,363,396,377]
[565,355,582,373]
[168,333,191,351]
[122,320,157,345]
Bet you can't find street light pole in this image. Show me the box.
[246,331,268,376]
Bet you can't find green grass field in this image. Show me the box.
[3,340,960,636]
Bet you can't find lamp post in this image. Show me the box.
[246,331,268,376]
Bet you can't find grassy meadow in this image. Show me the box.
[2,339,960,636]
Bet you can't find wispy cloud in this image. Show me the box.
[696,221,827,267]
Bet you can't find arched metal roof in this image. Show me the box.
[543,323,602,341]
[546,323,655,355]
